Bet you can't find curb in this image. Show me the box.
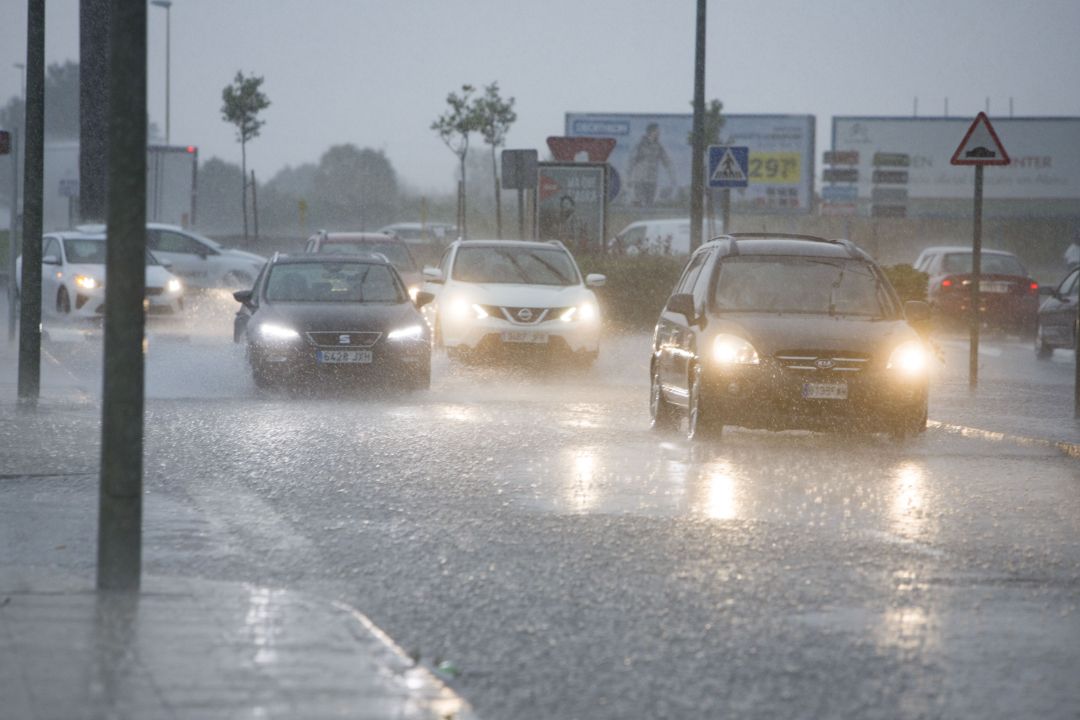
[928,419,1080,459]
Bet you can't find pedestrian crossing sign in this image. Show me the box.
[708,145,749,188]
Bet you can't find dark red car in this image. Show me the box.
[913,246,1039,333]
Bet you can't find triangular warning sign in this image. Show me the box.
[711,148,747,182]
[951,112,1010,166]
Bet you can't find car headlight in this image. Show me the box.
[560,302,598,323]
[166,278,183,294]
[712,334,760,365]
[387,324,424,341]
[446,297,487,321]
[74,274,101,290]
[887,341,928,375]
[407,285,420,302]
[258,323,300,341]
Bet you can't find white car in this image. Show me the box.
[423,240,605,364]
[15,230,184,319]
[141,223,264,289]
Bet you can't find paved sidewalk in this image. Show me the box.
[0,572,474,720]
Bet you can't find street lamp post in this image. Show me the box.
[151,0,171,144]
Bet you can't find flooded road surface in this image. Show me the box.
[2,299,1079,719]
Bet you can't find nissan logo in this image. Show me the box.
[517,308,533,321]
[339,334,351,345]
[814,358,835,370]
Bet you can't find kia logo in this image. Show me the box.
[814,358,835,370]
[339,335,351,345]
[517,308,533,321]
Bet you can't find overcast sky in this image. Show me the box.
[2,0,1079,194]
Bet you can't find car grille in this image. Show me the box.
[775,351,871,373]
[480,305,571,325]
[305,331,382,348]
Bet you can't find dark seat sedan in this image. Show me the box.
[650,234,932,440]
[1035,266,1078,358]
[233,254,433,390]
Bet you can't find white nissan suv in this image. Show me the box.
[423,240,605,365]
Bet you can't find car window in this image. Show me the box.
[674,250,709,295]
[264,262,404,303]
[62,238,108,264]
[452,246,579,286]
[1059,269,1080,297]
[942,252,1025,276]
[153,230,208,255]
[713,256,896,318]
[42,237,60,262]
[318,241,416,272]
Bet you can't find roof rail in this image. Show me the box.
[725,232,842,245]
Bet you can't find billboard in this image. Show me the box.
[831,117,1080,209]
[565,113,815,214]
[535,163,606,251]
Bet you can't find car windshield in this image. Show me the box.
[63,238,160,266]
[942,252,1026,275]
[264,262,403,303]
[317,241,415,271]
[452,246,579,286]
[713,256,895,318]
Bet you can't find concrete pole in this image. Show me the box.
[80,0,110,223]
[17,0,45,406]
[97,0,147,592]
[689,0,706,252]
[7,127,19,342]
[968,165,983,389]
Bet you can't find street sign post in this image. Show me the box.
[950,112,1010,389]
[502,149,538,240]
[707,145,749,188]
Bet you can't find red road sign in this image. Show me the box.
[546,137,615,163]
[951,112,1010,166]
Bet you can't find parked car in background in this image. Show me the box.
[304,231,422,301]
[15,230,184,318]
[141,223,266,290]
[611,218,717,255]
[651,234,931,440]
[1035,266,1078,358]
[422,239,605,366]
[913,246,1039,334]
[233,253,433,390]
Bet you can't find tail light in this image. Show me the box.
[1027,281,1039,294]
[941,277,955,289]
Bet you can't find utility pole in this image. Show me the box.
[689,0,706,252]
[17,0,45,406]
[97,0,147,592]
[80,0,110,222]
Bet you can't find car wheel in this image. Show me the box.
[686,364,722,441]
[251,364,274,390]
[57,287,71,314]
[1034,322,1053,360]
[649,366,678,431]
[889,401,928,440]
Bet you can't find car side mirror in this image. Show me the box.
[42,254,60,265]
[904,300,931,325]
[585,273,607,288]
[414,291,435,308]
[233,289,254,306]
[666,293,696,324]
[423,267,444,284]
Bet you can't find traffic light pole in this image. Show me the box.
[97,0,147,592]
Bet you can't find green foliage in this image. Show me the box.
[220,72,271,145]
[576,254,686,331]
[431,84,480,163]
[474,82,516,149]
[882,263,928,303]
[687,98,725,146]
[312,144,399,228]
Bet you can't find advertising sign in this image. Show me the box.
[566,113,815,214]
[831,117,1080,208]
[535,163,606,251]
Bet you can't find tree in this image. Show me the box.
[473,82,516,238]
[431,85,480,239]
[221,72,270,242]
[312,144,400,229]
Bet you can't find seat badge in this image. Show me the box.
[339,334,351,345]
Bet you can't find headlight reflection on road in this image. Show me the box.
[890,461,928,540]
[700,459,739,520]
[566,449,599,513]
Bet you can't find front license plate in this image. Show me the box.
[317,349,373,364]
[501,331,548,344]
[802,382,848,400]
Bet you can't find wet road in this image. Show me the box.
[2,295,1079,719]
